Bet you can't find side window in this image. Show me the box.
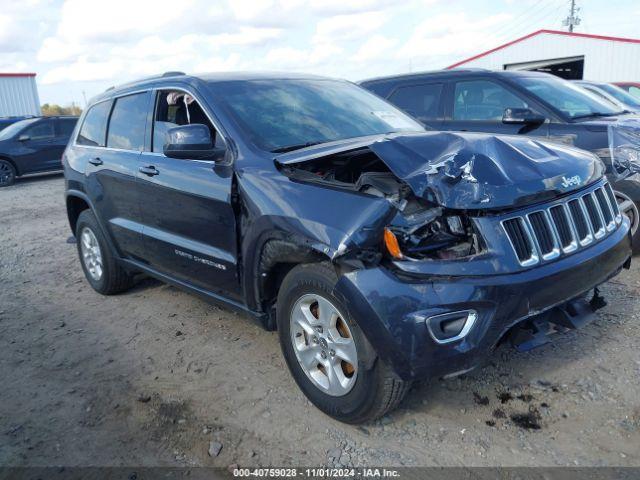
[453,80,529,121]
[107,93,148,151]
[24,121,54,140]
[77,101,111,147]
[152,90,220,153]
[388,83,443,122]
[57,119,78,137]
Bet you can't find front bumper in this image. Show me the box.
[333,218,632,381]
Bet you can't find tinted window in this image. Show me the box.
[453,80,528,121]
[518,76,621,119]
[597,84,640,108]
[629,86,640,99]
[107,93,148,151]
[57,118,78,137]
[24,120,54,140]
[0,118,39,141]
[77,102,111,147]
[388,83,443,122]
[211,79,423,152]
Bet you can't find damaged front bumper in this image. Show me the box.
[332,218,632,381]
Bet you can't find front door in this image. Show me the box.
[443,79,549,139]
[14,119,60,174]
[136,88,241,301]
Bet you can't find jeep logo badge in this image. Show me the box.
[561,175,582,188]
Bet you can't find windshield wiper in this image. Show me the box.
[572,111,625,120]
[271,141,324,153]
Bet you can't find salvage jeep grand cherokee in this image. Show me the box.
[63,72,632,423]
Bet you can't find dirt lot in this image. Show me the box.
[1,175,639,468]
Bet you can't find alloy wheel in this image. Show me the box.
[0,161,14,186]
[80,227,103,281]
[290,294,357,396]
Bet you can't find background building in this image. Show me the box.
[0,73,41,117]
[447,29,640,81]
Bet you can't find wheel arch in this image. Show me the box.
[251,235,331,330]
[0,155,19,176]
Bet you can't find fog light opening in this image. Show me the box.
[426,310,477,344]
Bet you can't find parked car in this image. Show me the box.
[614,82,640,99]
[573,80,640,113]
[360,70,640,249]
[64,72,631,423]
[0,116,78,187]
[0,115,34,132]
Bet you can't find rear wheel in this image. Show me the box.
[76,209,133,295]
[0,160,16,187]
[277,262,411,423]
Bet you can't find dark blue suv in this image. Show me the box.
[360,70,640,249]
[64,72,631,423]
[0,116,78,187]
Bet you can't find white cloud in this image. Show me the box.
[352,34,397,62]
[41,57,125,84]
[398,12,512,60]
[314,11,388,43]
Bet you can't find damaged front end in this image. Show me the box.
[272,131,631,380]
[276,131,603,266]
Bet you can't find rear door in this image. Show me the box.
[385,82,445,129]
[135,88,241,301]
[78,94,150,260]
[443,78,549,138]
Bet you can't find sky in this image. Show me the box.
[1,0,639,106]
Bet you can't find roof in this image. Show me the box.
[0,73,37,77]
[447,29,640,69]
[360,68,548,86]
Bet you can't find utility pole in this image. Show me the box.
[562,0,581,32]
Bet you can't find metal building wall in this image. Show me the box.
[448,31,640,82]
[0,74,41,117]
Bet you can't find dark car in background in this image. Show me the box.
[573,80,640,113]
[0,116,78,187]
[360,69,640,248]
[64,72,631,423]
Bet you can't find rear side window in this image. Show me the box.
[388,83,443,122]
[77,102,111,147]
[107,93,148,151]
[57,119,77,137]
[453,80,528,121]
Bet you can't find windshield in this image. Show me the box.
[0,118,38,141]
[210,79,424,152]
[597,83,640,109]
[518,76,623,119]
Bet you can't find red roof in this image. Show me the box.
[447,29,640,69]
[0,73,36,77]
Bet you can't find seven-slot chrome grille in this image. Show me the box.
[502,182,622,267]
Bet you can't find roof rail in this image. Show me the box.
[162,71,185,77]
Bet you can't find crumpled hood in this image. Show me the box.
[277,131,605,210]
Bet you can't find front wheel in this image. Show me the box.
[276,262,410,424]
[0,159,16,187]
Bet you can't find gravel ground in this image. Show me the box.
[0,175,639,468]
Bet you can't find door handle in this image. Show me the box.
[88,157,103,166]
[139,165,159,176]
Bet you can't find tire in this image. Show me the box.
[0,159,16,187]
[613,180,640,254]
[75,209,133,295]
[276,262,411,424]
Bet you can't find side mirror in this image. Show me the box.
[163,124,225,161]
[502,108,546,125]
[18,134,30,142]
